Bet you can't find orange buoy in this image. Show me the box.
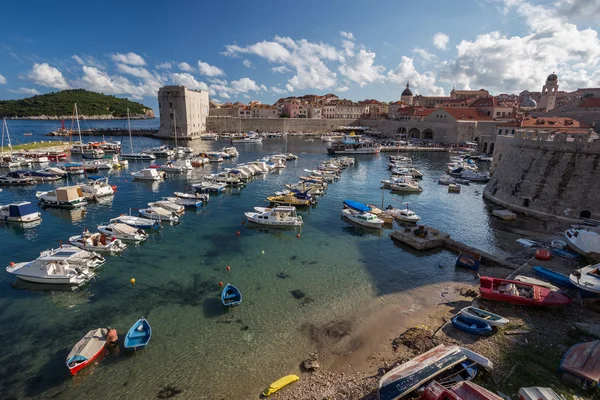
[296,234,301,238]
[237,231,240,236]
[226,266,231,271]
[535,249,552,261]
[218,281,224,287]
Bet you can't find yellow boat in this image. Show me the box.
[267,194,311,206]
[262,374,300,397]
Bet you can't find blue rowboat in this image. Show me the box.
[455,252,481,270]
[451,315,492,335]
[221,283,242,307]
[550,248,581,261]
[343,200,371,213]
[532,266,576,289]
[124,317,152,350]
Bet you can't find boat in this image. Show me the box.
[36,186,87,208]
[132,168,165,181]
[390,181,423,193]
[97,222,148,242]
[516,238,539,248]
[82,144,105,159]
[25,169,63,182]
[460,170,490,182]
[69,231,127,254]
[455,252,481,270]
[569,264,600,299]
[420,381,503,400]
[78,176,115,199]
[232,132,263,143]
[121,108,157,160]
[0,202,42,223]
[221,283,242,307]
[200,133,219,140]
[159,159,193,172]
[174,192,210,203]
[341,208,384,228]
[559,340,600,388]
[448,184,461,193]
[267,194,312,207]
[163,196,202,208]
[6,246,103,285]
[379,345,467,400]
[148,200,184,215]
[262,374,300,397]
[550,248,581,260]
[66,328,106,375]
[551,239,567,249]
[535,249,552,260]
[459,306,509,327]
[532,266,576,288]
[343,200,372,213]
[518,387,562,400]
[150,145,175,157]
[82,159,111,171]
[564,228,600,259]
[110,212,161,230]
[124,317,152,350]
[459,347,494,371]
[451,314,492,335]
[245,206,303,226]
[0,171,36,186]
[327,134,380,155]
[479,276,571,306]
[139,206,180,222]
[514,275,560,291]
[192,181,227,193]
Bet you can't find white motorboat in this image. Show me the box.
[0,202,42,223]
[69,231,127,254]
[342,208,384,228]
[82,146,105,159]
[565,228,600,258]
[27,170,63,182]
[121,152,156,161]
[201,133,219,140]
[109,154,128,169]
[438,176,457,185]
[151,145,174,157]
[232,135,263,144]
[110,213,161,230]
[36,186,87,208]
[221,147,239,158]
[98,141,121,153]
[132,168,165,181]
[97,222,148,242]
[327,134,380,155]
[391,167,423,179]
[5,246,104,285]
[390,181,423,193]
[245,206,303,226]
[159,159,192,172]
[139,207,180,222]
[82,160,111,171]
[174,191,210,203]
[148,200,184,215]
[78,176,115,199]
[386,204,421,223]
[0,171,36,186]
[163,196,202,208]
[569,264,600,299]
[461,170,490,182]
[192,181,227,193]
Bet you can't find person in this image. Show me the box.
[106,327,118,346]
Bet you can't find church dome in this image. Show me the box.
[547,73,558,82]
[521,96,537,109]
[401,82,413,97]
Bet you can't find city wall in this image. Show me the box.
[484,131,600,221]
[207,117,359,133]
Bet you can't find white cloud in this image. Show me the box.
[388,56,444,95]
[156,62,172,70]
[116,63,154,80]
[72,55,85,65]
[78,66,158,99]
[171,73,209,91]
[335,85,349,92]
[413,48,436,62]
[197,60,225,77]
[286,84,294,92]
[272,66,291,73]
[110,52,146,66]
[433,33,450,50]
[7,87,41,95]
[230,77,263,93]
[0,74,6,84]
[270,86,287,95]
[243,59,252,68]
[179,62,194,72]
[27,63,70,89]
[338,48,386,86]
[340,31,355,41]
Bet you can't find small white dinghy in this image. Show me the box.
[69,230,127,254]
[97,222,148,242]
[148,200,184,215]
[173,192,209,202]
[139,207,180,222]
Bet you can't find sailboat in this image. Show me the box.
[1,119,21,168]
[121,108,156,160]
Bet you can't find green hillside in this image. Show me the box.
[0,89,153,118]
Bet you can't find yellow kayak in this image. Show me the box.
[262,374,300,397]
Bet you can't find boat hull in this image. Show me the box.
[479,276,571,306]
[124,318,152,350]
[532,266,576,289]
[451,315,492,335]
[459,307,508,327]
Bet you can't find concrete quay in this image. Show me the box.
[381,146,447,152]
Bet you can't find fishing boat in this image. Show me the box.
[455,252,481,270]
[221,283,242,307]
[390,181,423,193]
[0,202,42,223]
[569,264,600,299]
[78,176,115,199]
[36,186,87,208]
[420,381,503,400]
[341,200,384,228]
[148,200,184,215]
[379,345,467,400]
[267,194,312,207]
[479,276,571,306]
[451,314,492,335]
[174,192,210,203]
[97,222,148,242]
[121,109,156,160]
[66,328,106,375]
[459,306,509,327]
[163,196,202,208]
[124,317,152,350]
[110,212,161,230]
[132,168,165,181]
[262,374,300,397]
[69,231,127,254]
[0,171,36,186]
[550,248,581,261]
[564,228,600,259]
[532,266,576,288]
[245,206,303,226]
[139,206,180,222]
[559,340,600,387]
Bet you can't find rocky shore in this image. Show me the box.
[6,114,152,120]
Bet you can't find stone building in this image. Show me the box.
[322,100,366,119]
[158,86,209,138]
[450,88,490,100]
[400,82,413,106]
[538,73,559,111]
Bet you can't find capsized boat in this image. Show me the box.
[0,202,42,223]
[66,328,106,375]
[69,231,127,254]
[36,186,87,208]
[459,306,509,327]
[97,222,148,242]
[245,206,303,226]
[479,276,571,306]
[569,264,600,299]
[139,206,180,222]
[221,283,242,307]
[451,314,492,335]
[559,340,600,388]
[124,317,152,350]
[262,374,300,397]
[532,266,576,288]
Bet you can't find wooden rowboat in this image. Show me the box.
[479,276,571,306]
[66,328,106,375]
[124,317,152,350]
[459,306,508,327]
[221,283,242,307]
[451,315,492,335]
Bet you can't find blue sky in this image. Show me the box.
[1,0,599,111]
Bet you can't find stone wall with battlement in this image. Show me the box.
[484,131,600,221]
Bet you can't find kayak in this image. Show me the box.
[262,374,300,397]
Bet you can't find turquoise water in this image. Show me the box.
[0,121,513,399]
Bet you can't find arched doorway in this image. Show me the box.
[422,129,434,140]
[474,137,479,142]
[483,142,488,153]
[580,210,592,219]
[489,142,495,154]
[408,128,420,139]
[397,127,407,134]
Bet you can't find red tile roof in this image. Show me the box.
[469,97,497,108]
[579,98,600,108]
[439,107,493,121]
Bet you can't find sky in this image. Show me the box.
[1,0,599,111]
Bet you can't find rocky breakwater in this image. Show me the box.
[12,110,154,120]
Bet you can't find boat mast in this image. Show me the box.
[75,103,83,144]
[1,118,5,156]
[127,108,133,154]
[173,110,177,147]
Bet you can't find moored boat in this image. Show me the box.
[97,222,148,242]
[451,314,492,335]
[0,202,42,223]
[66,328,106,375]
[148,200,184,215]
[569,264,600,299]
[164,196,202,208]
[69,231,127,254]
[132,168,165,181]
[174,191,210,203]
[221,283,242,307]
[110,214,161,230]
[139,206,180,222]
[455,252,481,270]
[267,194,312,207]
[459,306,509,327]
[245,206,303,226]
[124,317,152,350]
[36,186,87,208]
[479,276,571,306]
[564,228,600,259]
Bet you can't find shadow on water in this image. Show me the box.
[23,348,71,397]
[202,297,227,318]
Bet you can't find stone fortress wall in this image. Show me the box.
[207,117,359,133]
[484,131,600,221]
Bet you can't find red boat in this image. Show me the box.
[66,328,107,375]
[420,381,502,400]
[534,249,552,260]
[45,150,68,161]
[479,276,571,306]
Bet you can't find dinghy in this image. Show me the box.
[479,276,571,306]
[66,328,106,375]
[124,317,152,350]
[459,306,509,327]
[451,314,492,335]
[221,283,242,307]
[139,207,180,222]
[532,266,576,288]
[455,252,481,270]
[69,231,127,254]
[97,222,147,242]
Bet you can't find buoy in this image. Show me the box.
[241,221,245,225]
[237,231,240,236]
[262,250,265,254]
[226,266,231,271]
[219,281,224,287]
[296,234,301,238]
[130,278,136,286]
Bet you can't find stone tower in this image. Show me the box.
[540,73,558,111]
[401,82,413,106]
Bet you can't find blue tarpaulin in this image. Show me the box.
[343,200,371,212]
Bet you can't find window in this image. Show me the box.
[169,102,173,108]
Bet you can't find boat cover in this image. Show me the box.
[9,202,37,217]
[66,328,105,365]
[343,200,371,213]
[560,340,600,385]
